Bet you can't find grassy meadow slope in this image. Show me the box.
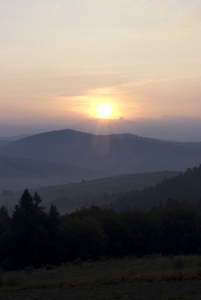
[2,256,201,300]
[0,171,178,213]
[1,129,201,174]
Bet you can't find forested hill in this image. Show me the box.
[1,129,201,174]
[107,165,201,211]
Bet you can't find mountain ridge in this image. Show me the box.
[1,129,201,174]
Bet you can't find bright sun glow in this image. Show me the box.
[96,103,113,118]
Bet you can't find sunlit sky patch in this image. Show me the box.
[0,0,201,139]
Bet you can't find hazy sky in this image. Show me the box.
[1,1,201,140]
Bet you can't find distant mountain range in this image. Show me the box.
[0,128,201,191]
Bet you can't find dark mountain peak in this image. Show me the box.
[13,128,92,142]
[0,128,177,148]
[1,128,201,175]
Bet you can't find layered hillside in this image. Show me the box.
[1,129,201,174]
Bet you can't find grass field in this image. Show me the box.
[1,255,201,299]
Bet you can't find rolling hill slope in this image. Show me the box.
[107,164,201,211]
[0,155,110,191]
[0,170,179,213]
[1,129,201,174]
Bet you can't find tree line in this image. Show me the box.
[1,189,201,270]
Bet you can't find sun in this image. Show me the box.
[96,103,113,118]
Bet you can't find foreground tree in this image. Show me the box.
[9,189,48,268]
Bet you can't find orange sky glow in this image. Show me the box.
[0,1,201,139]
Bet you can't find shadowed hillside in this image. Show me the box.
[1,129,201,174]
[0,155,110,191]
[107,164,201,211]
[0,171,178,213]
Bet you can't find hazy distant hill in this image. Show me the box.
[1,129,201,174]
[0,155,110,191]
[0,141,12,147]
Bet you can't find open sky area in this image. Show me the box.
[1,0,201,141]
